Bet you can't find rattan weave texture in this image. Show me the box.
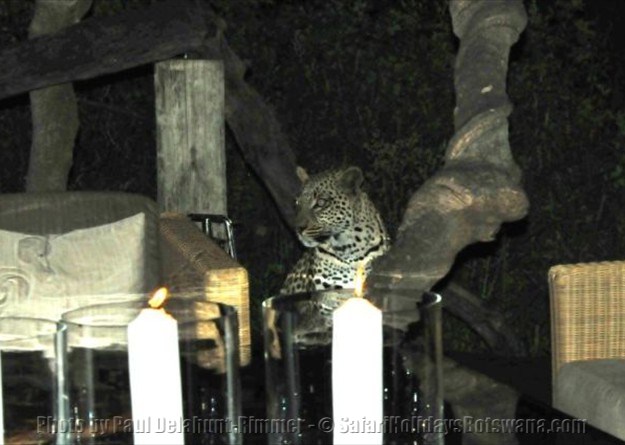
[549,261,625,385]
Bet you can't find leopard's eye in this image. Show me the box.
[294,198,300,208]
[314,197,330,209]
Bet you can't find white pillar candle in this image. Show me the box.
[332,297,383,444]
[128,289,185,444]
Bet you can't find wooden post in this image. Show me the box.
[155,60,254,365]
[155,59,226,217]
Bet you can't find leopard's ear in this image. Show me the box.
[296,166,309,184]
[339,166,363,195]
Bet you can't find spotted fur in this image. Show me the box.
[280,166,390,295]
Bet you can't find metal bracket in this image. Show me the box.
[187,213,237,260]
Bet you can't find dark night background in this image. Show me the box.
[0,0,624,365]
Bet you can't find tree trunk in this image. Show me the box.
[26,0,92,191]
[368,0,529,298]
[370,3,529,442]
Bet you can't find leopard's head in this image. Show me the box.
[293,166,364,248]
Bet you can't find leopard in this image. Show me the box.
[264,166,390,353]
[280,165,390,296]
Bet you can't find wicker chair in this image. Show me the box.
[549,261,625,440]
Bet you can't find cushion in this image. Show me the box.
[0,191,160,286]
[0,213,147,321]
[554,359,625,440]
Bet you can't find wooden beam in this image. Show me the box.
[0,0,215,100]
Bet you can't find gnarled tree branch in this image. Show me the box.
[368,1,529,297]
[443,282,526,356]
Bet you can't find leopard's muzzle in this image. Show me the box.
[297,225,332,247]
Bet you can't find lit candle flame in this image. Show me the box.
[148,287,169,309]
[354,263,366,298]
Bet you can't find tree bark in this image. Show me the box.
[26,0,92,191]
[368,1,529,298]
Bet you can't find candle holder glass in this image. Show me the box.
[263,289,444,445]
[60,296,241,445]
[0,317,65,445]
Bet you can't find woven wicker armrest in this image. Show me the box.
[549,261,625,387]
[159,212,251,365]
